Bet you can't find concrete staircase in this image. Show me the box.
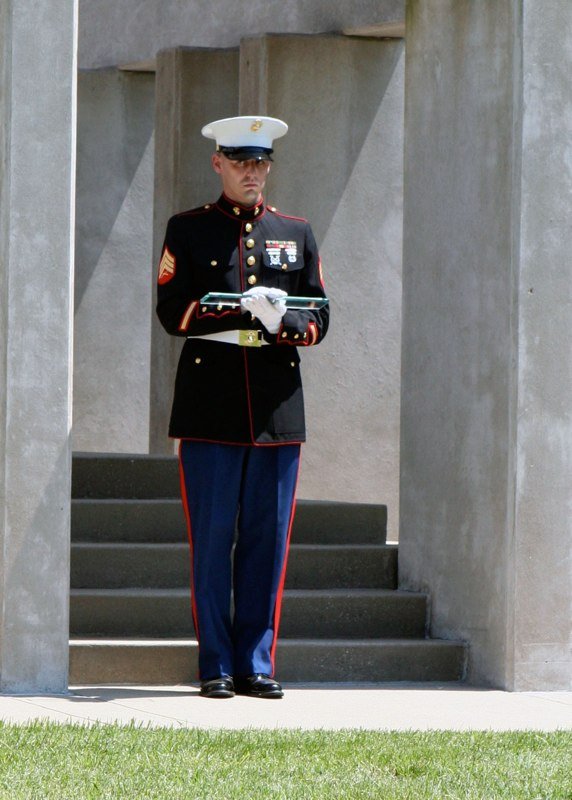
[69,454,467,684]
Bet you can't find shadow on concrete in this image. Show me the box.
[62,681,471,702]
[75,69,154,310]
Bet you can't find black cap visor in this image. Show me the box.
[218,145,274,162]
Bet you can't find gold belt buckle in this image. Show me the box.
[239,329,262,347]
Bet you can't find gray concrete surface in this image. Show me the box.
[78,1,405,70]
[0,0,76,691]
[240,35,404,526]
[0,685,570,731]
[74,69,155,453]
[512,0,572,692]
[399,0,572,690]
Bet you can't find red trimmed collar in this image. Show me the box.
[215,194,266,222]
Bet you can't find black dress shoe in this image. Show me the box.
[200,677,235,698]
[235,674,284,699]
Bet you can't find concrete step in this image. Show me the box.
[292,500,387,545]
[286,545,397,589]
[71,499,187,544]
[71,497,387,544]
[71,498,387,545]
[69,638,467,684]
[72,453,180,499]
[70,542,398,590]
[68,453,465,686]
[70,588,427,639]
[72,455,386,540]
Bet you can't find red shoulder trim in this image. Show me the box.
[267,207,308,223]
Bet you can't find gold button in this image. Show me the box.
[246,255,256,266]
[254,207,260,216]
[281,264,288,271]
[233,207,240,216]
[204,204,211,209]
[290,362,296,367]
[281,332,287,338]
[248,275,257,285]
[269,206,276,212]
[211,260,217,267]
[245,223,253,233]
[201,306,207,313]
[294,334,300,339]
[246,238,255,249]
[195,357,202,364]
[217,304,223,311]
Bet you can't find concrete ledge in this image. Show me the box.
[69,638,466,685]
[343,21,405,38]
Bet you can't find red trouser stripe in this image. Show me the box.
[269,452,302,675]
[177,441,200,647]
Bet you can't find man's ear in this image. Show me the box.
[211,152,223,174]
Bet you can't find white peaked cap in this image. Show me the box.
[201,116,288,152]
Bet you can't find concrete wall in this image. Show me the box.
[399,0,571,689]
[514,0,572,690]
[78,0,404,69]
[73,69,155,453]
[0,0,77,692]
[240,35,404,527]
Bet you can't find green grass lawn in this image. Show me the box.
[0,723,570,799]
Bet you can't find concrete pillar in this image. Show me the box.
[399,0,572,689]
[149,48,239,453]
[0,0,77,692]
[240,35,404,531]
[74,69,155,454]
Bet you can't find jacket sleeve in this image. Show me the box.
[155,214,242,337]
[272,223,330,347]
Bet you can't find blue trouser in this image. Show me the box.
[178,441,301,680]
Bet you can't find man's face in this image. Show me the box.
[211,153,271,206]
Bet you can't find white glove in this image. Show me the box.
[242,286,287,302]
[241,287,287,334]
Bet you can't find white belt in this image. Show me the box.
[187,329,269,347]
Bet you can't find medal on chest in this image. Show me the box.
[265,240,298,266]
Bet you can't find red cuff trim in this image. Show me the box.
[294,321,317,346]
[308,321,319,345]
[276,320,319,346]
[196,304,241,320]
[178,301,197,332]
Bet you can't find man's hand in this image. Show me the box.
[241,287,287,334]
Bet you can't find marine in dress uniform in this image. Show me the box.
[156,116,329,698]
